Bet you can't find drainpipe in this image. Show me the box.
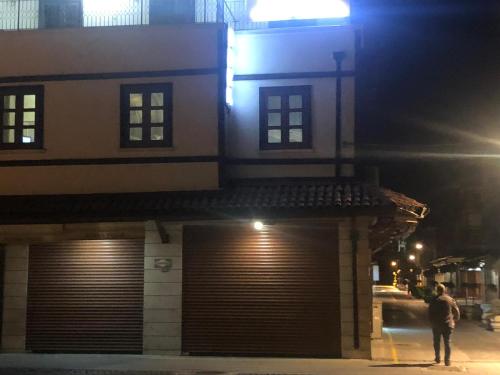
[350,217,360,350]
[333,51,346,178]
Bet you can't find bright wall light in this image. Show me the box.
[83,0,134,16]
[415,242,424,250]
[250,0,350,22]
[408,254,416,261]
[226,28,236,106]
[253,221,264,231]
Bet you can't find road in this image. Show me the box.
[372,294,500,363]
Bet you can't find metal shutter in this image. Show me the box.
[26,240,144,353]
[183,224,341,357]
[0,247,4,347]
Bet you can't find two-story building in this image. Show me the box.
[0,0,427,359]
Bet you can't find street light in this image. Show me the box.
[408,254,416,261]
[415,242,424,250]
[390,260,397,267]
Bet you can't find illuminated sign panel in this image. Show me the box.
[250,0,350,22]
[226,28,235,106]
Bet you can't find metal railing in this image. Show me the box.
[0,0,266,31]
[0,0,38,30]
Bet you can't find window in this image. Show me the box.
[120,83,173,148]
[0,86,43,149]
[259,86,311,149]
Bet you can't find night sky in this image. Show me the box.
[352,0,500,218]
[347,1,500,266]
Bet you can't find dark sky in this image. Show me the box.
[350,0,500,208]
[355,0,500,147]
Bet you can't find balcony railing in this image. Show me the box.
[0,0,266,31]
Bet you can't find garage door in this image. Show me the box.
[26,240,144,353]
[183,225,341,357]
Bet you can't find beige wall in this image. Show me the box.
[143,221,183,355]
[0,162,218,195]
[0,25,220,76]
[0,25,223,195]
[228,25,356,178]
[0,76,219,161]
[1,245,29,353]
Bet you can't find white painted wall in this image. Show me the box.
[227,25,356,178]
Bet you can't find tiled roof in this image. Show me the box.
[0,179,426,224]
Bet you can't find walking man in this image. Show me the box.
[428,283,460,366]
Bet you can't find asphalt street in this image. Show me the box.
[372,294,500,363]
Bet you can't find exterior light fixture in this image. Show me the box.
[408,254,416,261]
[415,242,424,250]
[253,221,264,231]
[390,261,397,267]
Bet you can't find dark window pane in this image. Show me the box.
[290,129,303,143]
[267,96,281,110]
[268,113,281,127]
[289,95,303,109]
[151,127,164,141]
[268,129,282,144]
[289,112,303,126]
[129,128,143,141]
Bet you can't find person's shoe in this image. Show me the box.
[434,358,441,364]
[445,360,451,366]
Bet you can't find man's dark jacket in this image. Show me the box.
[428,294,460,328]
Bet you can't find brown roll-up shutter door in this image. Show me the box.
[183,225,341,358]
[0,247,4,346]
[26,240,144,353]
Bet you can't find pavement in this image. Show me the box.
[1,296,500,375]
[0,354,500,375]
[372,296,500,363]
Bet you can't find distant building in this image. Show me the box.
[0,0,426,359]
[424,161,500,302]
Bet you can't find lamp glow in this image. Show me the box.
[253,221,264,231]
[250,0,350,22]
[415,242,424,250]
[390,261,397,267]
[409,254,416,261]
[226,28,236,106]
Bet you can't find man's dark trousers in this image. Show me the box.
[432,325,453,363]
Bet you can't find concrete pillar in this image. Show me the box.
[143,221,182,355]
[1,245,29,353]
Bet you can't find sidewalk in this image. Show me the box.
[1,354,500,375]
[372,320,500,363]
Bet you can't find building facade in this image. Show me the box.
[0,0,426,359]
